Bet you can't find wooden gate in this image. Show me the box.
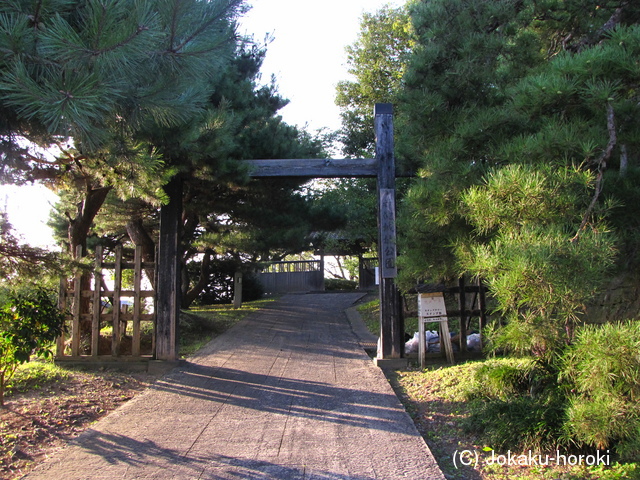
[258,260,323,294]
[156,104,404,361]
[57,244,155,361]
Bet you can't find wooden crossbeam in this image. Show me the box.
[244,158,377,178]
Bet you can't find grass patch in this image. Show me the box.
[5,360,69,397]
[180,297,277,357]
[356,298,379,335]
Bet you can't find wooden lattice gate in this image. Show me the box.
[57,244,155,362]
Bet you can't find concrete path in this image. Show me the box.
[24,293,445,480]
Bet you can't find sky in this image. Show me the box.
[237,0,404,132]
[1,0,404,248]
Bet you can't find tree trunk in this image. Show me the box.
[620,144,628,178]
[67,184,112,348]
[68,185,112,257]
[182,248,214,309]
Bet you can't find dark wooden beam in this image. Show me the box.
[244,158,377,178]
[155,176,182,361]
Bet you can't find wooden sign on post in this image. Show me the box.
[379,188,397,278]
[418,292,447,320]
[418,292,454,366]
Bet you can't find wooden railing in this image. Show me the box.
[57,245,155,360]
[261,260,321,273]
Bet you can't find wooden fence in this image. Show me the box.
[57,245,155,360]
[258,260,323,294]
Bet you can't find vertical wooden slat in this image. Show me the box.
[56,278,68,358]
[112,245,123,356]
[132,245,142,356]
[91,246,103,357]
[152,246,157,358]
[478,278,488,350]
[71,244,83,356]
[459,277,467,352]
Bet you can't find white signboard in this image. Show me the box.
[418,292,447,322]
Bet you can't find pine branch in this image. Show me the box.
[571,5,626,53]
[571,103,616,243]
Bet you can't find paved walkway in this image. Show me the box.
[24,293,445,480]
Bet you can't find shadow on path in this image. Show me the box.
[75,431,379,479]
[148,364,411,434]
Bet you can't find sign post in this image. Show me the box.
[375,104,404,360]
[418,292,454,367]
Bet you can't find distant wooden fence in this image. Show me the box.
[258,260,323,294]
[57,245,155,360]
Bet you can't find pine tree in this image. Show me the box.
[0,0,246,256]
[397,0,640,355]
[61,41,343,308]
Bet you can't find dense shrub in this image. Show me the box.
[324,278,358,291]
[460,356,568,451]
[464,394,568,452]
[562,321,640,459]
[470,357,550,400]
[0,286,65,406]
[459,321,640,458]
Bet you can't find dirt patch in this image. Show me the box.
[0,369,157,480]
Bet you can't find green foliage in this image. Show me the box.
[1,0,246,265]
[443,358,570,451]
[456,165,615,358]
[440,322,640,457]
[0,285,65,406]
[310,179,378,253]
[0,212,64,282]
[0,0,244,152]
[188,259,264,306]
[471,357,547,400]
[356,298,380,337]
[562,321,640,457]
[397,360,640,479]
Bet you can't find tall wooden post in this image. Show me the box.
[155,176,182,361]
[375,103,404,359]
[233,272,243,309]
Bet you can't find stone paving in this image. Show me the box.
[24,293,445,480]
